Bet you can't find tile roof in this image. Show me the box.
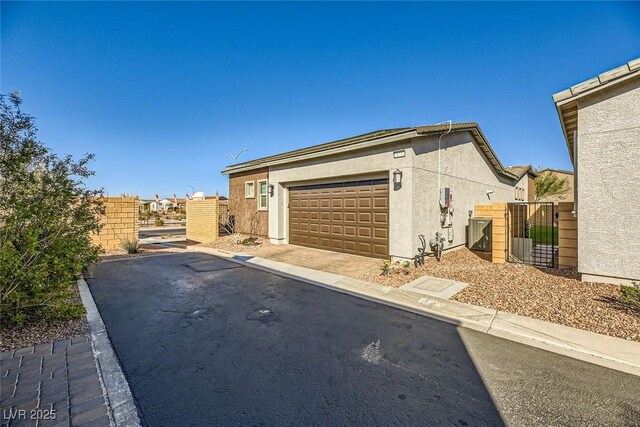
[553,58,640,161]
[505,165,536,178]
[221,122,517,179]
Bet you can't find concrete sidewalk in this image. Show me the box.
[186,246,640,377]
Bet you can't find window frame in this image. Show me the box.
[257,179,268,211]
[245,181,255,199]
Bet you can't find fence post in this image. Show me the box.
[558,202,577,268]
[474,203,507,264]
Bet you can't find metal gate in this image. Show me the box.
[507,202,557,268]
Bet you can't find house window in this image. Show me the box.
[245,181,255,198]
[257,180,268,210]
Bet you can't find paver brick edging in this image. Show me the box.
[77,279,141,427]
[186,246,640,377]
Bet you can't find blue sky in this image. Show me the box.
[2,2,639,199]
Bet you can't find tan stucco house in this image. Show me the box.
[536,168,574,203]
[554,58,640,285]
[222,122,521,260]
[505,165,537,202]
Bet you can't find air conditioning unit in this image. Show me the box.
[467,217,492,252]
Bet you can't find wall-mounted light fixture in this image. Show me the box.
[393,169,403,186]
[268,184,275,197]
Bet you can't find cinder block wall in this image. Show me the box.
[474,203,507,264]
[558,202,577,268]
[186,199,219,243]
[91,196,139,251]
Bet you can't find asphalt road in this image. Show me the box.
[139,227,186,239]
[87,253,640,426]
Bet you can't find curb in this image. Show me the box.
[186,246,640,377]
[78,278,142,427]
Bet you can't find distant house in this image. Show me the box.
[536,168,574,203]
[553,57,639,285]
[505,165,537,202]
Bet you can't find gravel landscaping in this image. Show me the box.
[0,282,89,351]
[358,248,640,342]
[99,243,185,261]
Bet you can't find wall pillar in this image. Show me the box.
[558,202,577,268]
[474,203,507,263]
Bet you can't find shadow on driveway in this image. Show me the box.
[86,252,640,426]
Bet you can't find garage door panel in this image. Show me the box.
[358,198,372,209]
[374,213,388,224]
[358,226,372,238]
[373,197,388,208]
[358,212,372,223]
[358,242,372,254]
[374,228,388,239]
[289,179,388,258]
[373,244,387,256]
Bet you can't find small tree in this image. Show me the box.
[534,170,570,201]
[0,92,104,325]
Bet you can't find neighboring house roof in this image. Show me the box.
[538,168,573,175]
[505,165,537,179]
[553,58,640,162]
[221,122,517,179]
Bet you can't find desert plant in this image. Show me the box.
[620,282,640,309]
[220,200,263,243]
[121,236,140,254]
[154,218,164,226]
[402,261,411,275]
[240,236,259,246]
[0,92,104,326]
[380,259,391,276]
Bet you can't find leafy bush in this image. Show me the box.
[402,261,411,275]
[380,259,391,275]
[154,218,164,226]
[240,236,259,246]
[620,282,640,309]
[0,93,104,326]
[121,237,140,254]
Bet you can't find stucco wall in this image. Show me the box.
[228,168,269,237]
[267,131,517,259]
[576,76,640,283]
[411,133,517,256]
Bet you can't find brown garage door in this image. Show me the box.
[289,179,389,258]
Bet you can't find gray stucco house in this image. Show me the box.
[222,122,520,260]
[554,58,640,285]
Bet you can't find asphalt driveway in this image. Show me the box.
[87,253,640,426]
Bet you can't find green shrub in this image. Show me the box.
[154,218,164,226]
[0,93,103,326]
[380,259,391,275]
[240,236,259,246]
[121,237,140,254]
[620,282,640,309]
[402,261,411,275]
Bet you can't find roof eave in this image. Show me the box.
[221,129,418,175]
